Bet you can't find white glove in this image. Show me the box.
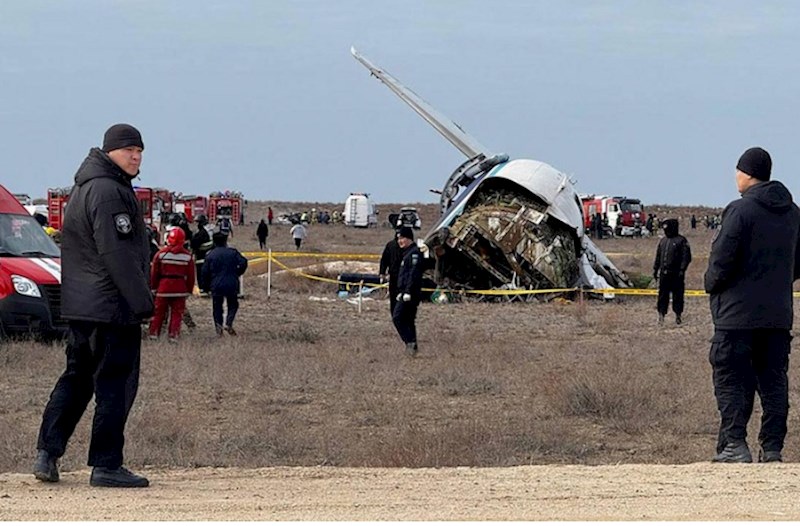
[396,293,411,302]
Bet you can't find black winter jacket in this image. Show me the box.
[201,246,248,296]
[654,220,691,276]
[379,238,403,289]
[704,180,800,330]
[60,148,153,324]
[397,244,424,302]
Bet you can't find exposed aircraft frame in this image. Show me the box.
[351,47,630,293]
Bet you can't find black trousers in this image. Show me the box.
[196,261,207,292]
[258,237,267,249]
[212,293,239,328]
[657,272,685,315]
[37,321,141,468]
[392,300,418,344]
[709,328,791,453]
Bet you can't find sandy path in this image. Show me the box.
[2,464,800,520]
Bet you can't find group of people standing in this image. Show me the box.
[28,129,800,494]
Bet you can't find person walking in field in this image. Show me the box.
[290,222,307,249]
[202,232,248,336]
[392,227,424,357]
[705,146,800,463]
[148,228,195,342]
[653,218,691,325]
[256,219,269,250]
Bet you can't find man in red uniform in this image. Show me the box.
[148,228,195,342]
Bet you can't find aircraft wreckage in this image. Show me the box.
[351,47,631,292]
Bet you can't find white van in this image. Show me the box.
[343,193,378,227]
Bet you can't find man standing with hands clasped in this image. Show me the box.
[34,124,153,487]
[705,146,800,463]
[392,227,424,357]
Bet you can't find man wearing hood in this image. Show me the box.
[705,146,800,464]
[33,124,153,488]
[653,218,691,324]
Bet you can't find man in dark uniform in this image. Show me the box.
[379,229,404,314]
[653,218,692,325]
[190,214,213,294]
[392,227,424,357]
[33,124,154,487]
[705,146,800,463]
[201,232,248,336]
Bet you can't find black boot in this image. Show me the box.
[90,466,149,488]
[712,440,752,463]
[758,447,783,463]
[33,450,59,483]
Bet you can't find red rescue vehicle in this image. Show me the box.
[581,195,647,237]
[0,185,66,337]
[47,187,72,231]
[208,191,245,225]
[134,186,174,232]
[174,195,208,223]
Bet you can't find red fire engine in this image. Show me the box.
[581,195,647,237]
[47,187,71,231]
[174,195,208,223]
[208,191,244,225]
[133,186,174,231]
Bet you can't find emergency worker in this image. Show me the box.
[201,232,248,336]
[148,228,195,342]
[34,124,153,488]
[705,146,800,463]
[190,215,213,294]
[379,229,404,314]
[653,218,691,324]
[392,227,424,357]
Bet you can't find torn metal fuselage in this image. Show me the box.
[424,156,629,292]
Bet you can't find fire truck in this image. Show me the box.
[47,187,72,231]
[174,195,208,223]
[208,191,245,225]
[581,195,647,237]
[0,184,66,337]
[133,186,174,232]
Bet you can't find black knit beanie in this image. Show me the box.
[736,147,771,181]
[397,226,414,241]
[102,123,144,153]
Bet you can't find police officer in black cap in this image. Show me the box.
[705,146,800,463]
[392,226,424,357]
[33,124,153,487]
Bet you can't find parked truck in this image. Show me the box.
[581,195,647,237]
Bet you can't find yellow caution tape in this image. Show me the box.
[249,253,800,299]
[243,251,379,260]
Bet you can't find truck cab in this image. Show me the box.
[0,185,65,337]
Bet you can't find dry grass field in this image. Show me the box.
[5,201,800,519]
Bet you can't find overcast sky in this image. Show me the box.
[2,1,798,207]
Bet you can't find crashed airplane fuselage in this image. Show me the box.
[351,47,630,291]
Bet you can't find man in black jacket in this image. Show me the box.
[191,215,213,294]
[704,146,800,463]
[379,229,404,314]
[201,232,248,336]
[34,124,153,487]
[392,227,424,357]
[653,218,692,324]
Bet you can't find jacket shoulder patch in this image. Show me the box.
[114,213,133,237]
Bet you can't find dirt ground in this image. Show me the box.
[11,201,800,521]
[3,463,800,520]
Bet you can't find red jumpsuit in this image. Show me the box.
[148,244,195,339]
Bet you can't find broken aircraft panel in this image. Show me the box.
[351,47,631,292]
